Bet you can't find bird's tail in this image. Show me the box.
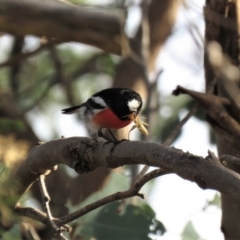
[61,105,82,114]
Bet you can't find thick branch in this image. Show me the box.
[0,0,125,55]
[13,137,240,202]
[173,85,240,139]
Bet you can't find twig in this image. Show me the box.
[22,77,57,113]
[21,53,107,113]
[59,233,68,240]
[135,104,198,179]
[37,174,60,234]
[0,40,61,68]
[183,1,204,47]
[163,104,199,147]
[144,69,163,121]
[9,37,24,95]
[220,154,240,165]
[15,206,71,232]
[50,47,75,106]
[59,169,168,224]
[69,53,109,81]
[16,162,167,227]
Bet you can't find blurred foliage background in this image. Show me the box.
[0,0,220,239]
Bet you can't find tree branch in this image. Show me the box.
[50,47,75,106]
[0,0,126,55]
[12,137,240,203]
[173,85,240,139]
[15,168,167,228]
[14,206,71,232]
[172,85,240,151]
[59,169,168,224]
[0,40,61,67]
[37,174,59,233]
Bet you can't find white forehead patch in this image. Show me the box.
[128,99,140,111]
[92,96,107,108]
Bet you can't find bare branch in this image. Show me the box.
[59,169,168,224]
[162,104,198,147]
[0,40,61,68]
[172,85,240,139]
[50,47,75,106]
[37,174,59,233]
[21,53,108,113]
[9,37,24,94]
[14,206,71,232]
[11,137,240,203]
[220,154,240,165]
[0,0,126,55]
[15,167,167,226]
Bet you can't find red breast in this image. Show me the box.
[93,109,132,129]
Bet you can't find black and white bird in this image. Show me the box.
[62,88,143,140]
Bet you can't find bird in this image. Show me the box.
[61,88,144,142]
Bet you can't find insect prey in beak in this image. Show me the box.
[129,113,149,136]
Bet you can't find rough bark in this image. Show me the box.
[12,137,240,203]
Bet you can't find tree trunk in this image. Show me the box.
[205,0,240,239]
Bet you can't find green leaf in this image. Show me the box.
[0,224,22,240]
[0,118,25,133]
[92,202,165,240]
[182,221,200,240]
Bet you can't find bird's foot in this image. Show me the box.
[104,138,129,155]
[98,128,129,154]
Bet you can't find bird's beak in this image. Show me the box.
[129,112,137,121]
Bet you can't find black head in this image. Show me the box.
[92,88,143,120]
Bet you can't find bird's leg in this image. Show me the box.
[98,128,128,154]
[97,128,115,141]
[107,129,128,144]
[107,129,118,141]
